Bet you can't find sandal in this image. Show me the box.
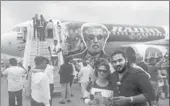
[67,99,71,102]
[59,100,66,104]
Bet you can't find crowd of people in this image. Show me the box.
[1,14,169,106]
[1,46,169,106]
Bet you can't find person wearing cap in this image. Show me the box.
[48,39,62,66]
[2,58,27,106]
[26,56,50,106]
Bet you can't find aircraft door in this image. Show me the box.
[13,26,27,52]
[15,26,27,42]
[22,27,27,42]
[20,27,27,42]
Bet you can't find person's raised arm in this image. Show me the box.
[25,70,33,97]
[48,46,51,56]
[2,68,9,76]
[158,69,166,79]
[21,66,28,74]
[78,67,83,78]
[56,48,62,54]
[58,65,62,74]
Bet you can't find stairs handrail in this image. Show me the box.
[54,24,64,66]
[23,27,33,70]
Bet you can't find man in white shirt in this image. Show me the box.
[2,58,27,106]
[87,63,95,82]
[56,25,62,43]
[78,62,94,99]
[69,59,78,96]
[45,20,55,39]
[48,40,62,66]
[27,56,50,106]
[44,58,55,106]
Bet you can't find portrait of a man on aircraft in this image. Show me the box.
[62,22,110,61]
[81,23,110,60]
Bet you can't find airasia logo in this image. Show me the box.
[145,47,162,59]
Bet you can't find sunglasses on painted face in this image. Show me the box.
[97,69,108,73]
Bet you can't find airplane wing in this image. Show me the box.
[142,38,169,47]
[1,53,23,64]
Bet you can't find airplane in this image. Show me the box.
[59,21,167,58]
[1,19,61,58]
[1,20,168,65]
[1,20,32,58]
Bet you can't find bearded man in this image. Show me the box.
[109,48,155,106]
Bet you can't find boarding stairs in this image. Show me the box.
[38,40,62,93]
[23,26,62,94]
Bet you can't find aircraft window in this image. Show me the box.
[12,27,20,32]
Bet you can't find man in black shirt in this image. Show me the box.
[109,49,155,106]
[32,14,39,39]
[58,57,73,104]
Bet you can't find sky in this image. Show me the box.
[1,1,169,34]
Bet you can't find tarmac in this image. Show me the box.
[1,77,169,106]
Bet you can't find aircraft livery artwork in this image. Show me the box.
[121,44,168,65]
[61,22,110,60]
[1,20,166,60]
[60,21,166,60]
[105,24,166,42]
